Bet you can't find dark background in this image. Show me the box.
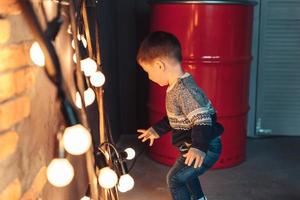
[87,0,152,143]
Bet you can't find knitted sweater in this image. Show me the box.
[152,73,223,153]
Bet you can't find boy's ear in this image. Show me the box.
[154,60,166,71]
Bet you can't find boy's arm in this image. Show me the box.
[151,115,172,136]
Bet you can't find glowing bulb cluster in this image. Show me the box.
[118,174,135,193]
[30,42,45,67]
[98,167,118,189]
[63,124,92,155]
[47,158,74,187]
[75,88,95,109]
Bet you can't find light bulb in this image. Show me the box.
[73,53,77,63]
[63,124,92,155]
[90,71,105,87]
[80,196,90,200]
[124,148,136,160]
[80,35,87,48]
[80,58,97,77]
[77,33,81,40]
[30,42,45,67]
[118,174,134,193]
[98,167,118,189]
[47,158,74,187]
[71,39,75,49]
[75,88,95,109]
[67,24,72,34]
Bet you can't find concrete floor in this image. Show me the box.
[117,136,300,200]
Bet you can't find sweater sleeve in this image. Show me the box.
[178,87,213,152]
[151,115,172,136]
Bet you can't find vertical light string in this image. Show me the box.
[69,0,99,199]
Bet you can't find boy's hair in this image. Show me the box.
[137,31,182,65]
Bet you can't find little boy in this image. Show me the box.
[137,31,223,200]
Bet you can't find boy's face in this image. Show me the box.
[140,60,169,87]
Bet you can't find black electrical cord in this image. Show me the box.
[127,145,147,173]
[19,0,79,126]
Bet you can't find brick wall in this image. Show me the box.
[0,1,88,199]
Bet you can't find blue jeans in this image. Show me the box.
[167,137,222,200]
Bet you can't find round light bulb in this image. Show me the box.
[80,35,87,48]
[73,53,77,63]
[77,33,81,40]
[30,42,45,67]
[80,196,90,200]
[124,148,136,160]
[67,24,72,34]
[71,39,75,49]
[80,58,97,77]
[90,71,105,87]
[47,158,74,187]
[98,167,118,189]
[63,124,92,155]
[75,88,95,109]
[118,174,135,193]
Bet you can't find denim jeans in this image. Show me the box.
[167,137,222,200]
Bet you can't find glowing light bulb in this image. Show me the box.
[67,25,72,34]
[63,124,92,155]
[90,71,105,87]
[98,167,118,189]
[30,42,45,67]
[118,174,134,193]
[80,196,90,200]
[77,33,81,40]
[80,35,87,48]
[80,58,97,77]
[47,158,74,187]
[75,88,95,109]
[71,39,75,49]
[124,148,136,160]
[73,53,77,63]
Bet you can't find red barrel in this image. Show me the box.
[148,0,256,169]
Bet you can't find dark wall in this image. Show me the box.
[91,0,151,141]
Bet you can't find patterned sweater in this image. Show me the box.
[152,73,223,153]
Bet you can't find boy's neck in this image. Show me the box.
[168,64,185,86]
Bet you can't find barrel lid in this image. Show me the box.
[149,0,257,6]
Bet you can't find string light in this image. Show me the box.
[72,53,77,63]
[80,35,87,48]
[75,88,96,109]
[80,58,97,77]
[71,35,87,49]
[124,148,136,160]
[67,24,72,34]
[118,174,135,193]
[63,124,92,155]
[90,71,105,87]
[71,39,76,49]
[98,167,118,189]
[47,158,74,187]
[30,42,45,67]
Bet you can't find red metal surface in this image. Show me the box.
[148,2,254,169]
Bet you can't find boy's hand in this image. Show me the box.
[137,127,160,146]
[183,148,206,168]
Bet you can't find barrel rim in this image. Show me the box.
[149,0,257,6]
